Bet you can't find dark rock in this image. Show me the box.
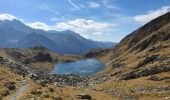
[85,48,109,58]
[148,75,170,81]
[76,94,92,100]
[23,58,35,64]
[30,45,48,50]
[163,32,170,41]
[5,82,16,90]
[135,55,159,69]
[112,63,125,68]
[49,88,54,92]
[122,65,170,80]
[0,56,4,61]
[34,52,52,62]
[8,51,23,59]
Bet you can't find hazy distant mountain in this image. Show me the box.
[0,19,114,55]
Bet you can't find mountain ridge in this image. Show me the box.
[0,19,114,55]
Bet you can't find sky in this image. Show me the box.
[0,0,170,42]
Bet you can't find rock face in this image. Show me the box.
[95,12,170,80]
[34,52,52,63]
[1,46,58,71]
[85,48,110,58]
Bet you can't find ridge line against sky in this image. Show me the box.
[0,0,169,42]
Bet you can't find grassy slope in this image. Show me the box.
[91,13,170,99]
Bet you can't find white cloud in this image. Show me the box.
[45,6,61,15]
[55,19,114,31]
[80,0,119,10]
[37,5,61,16]
[93,32,102,35]
[101,0,119,10]
[88,2,101,8]
[53,19,117,37]
[134,6,170,23]
[68,0,79,10]
[27,22,52,31]
[26,19,117,37]
[0,14,17,21]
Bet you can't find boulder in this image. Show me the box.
[0,56,3,61]
[49,88,54,92]
[76,94,92,100]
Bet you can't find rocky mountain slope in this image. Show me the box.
[82,12,170,99]
[0,19,113,55]
[97,12,170,79]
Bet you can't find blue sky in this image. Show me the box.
[0,0,170,42]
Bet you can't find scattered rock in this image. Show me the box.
[7,51,23,59]
[31,89,42,95]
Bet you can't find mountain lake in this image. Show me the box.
[53,58,105,76]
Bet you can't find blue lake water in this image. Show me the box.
[53,58,105,76]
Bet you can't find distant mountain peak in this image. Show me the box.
[0,14,17,21]
[0,18,113,55]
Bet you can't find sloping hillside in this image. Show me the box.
[83,12,170,99]
[96,12,170,79]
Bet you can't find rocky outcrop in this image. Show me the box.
[33,52,52,63]
[76,94,92,100]
[85,48,109,58]
[122,65,170,80]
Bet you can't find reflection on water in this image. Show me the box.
[53,58,105,76]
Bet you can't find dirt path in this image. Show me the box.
[7,80,29,100]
